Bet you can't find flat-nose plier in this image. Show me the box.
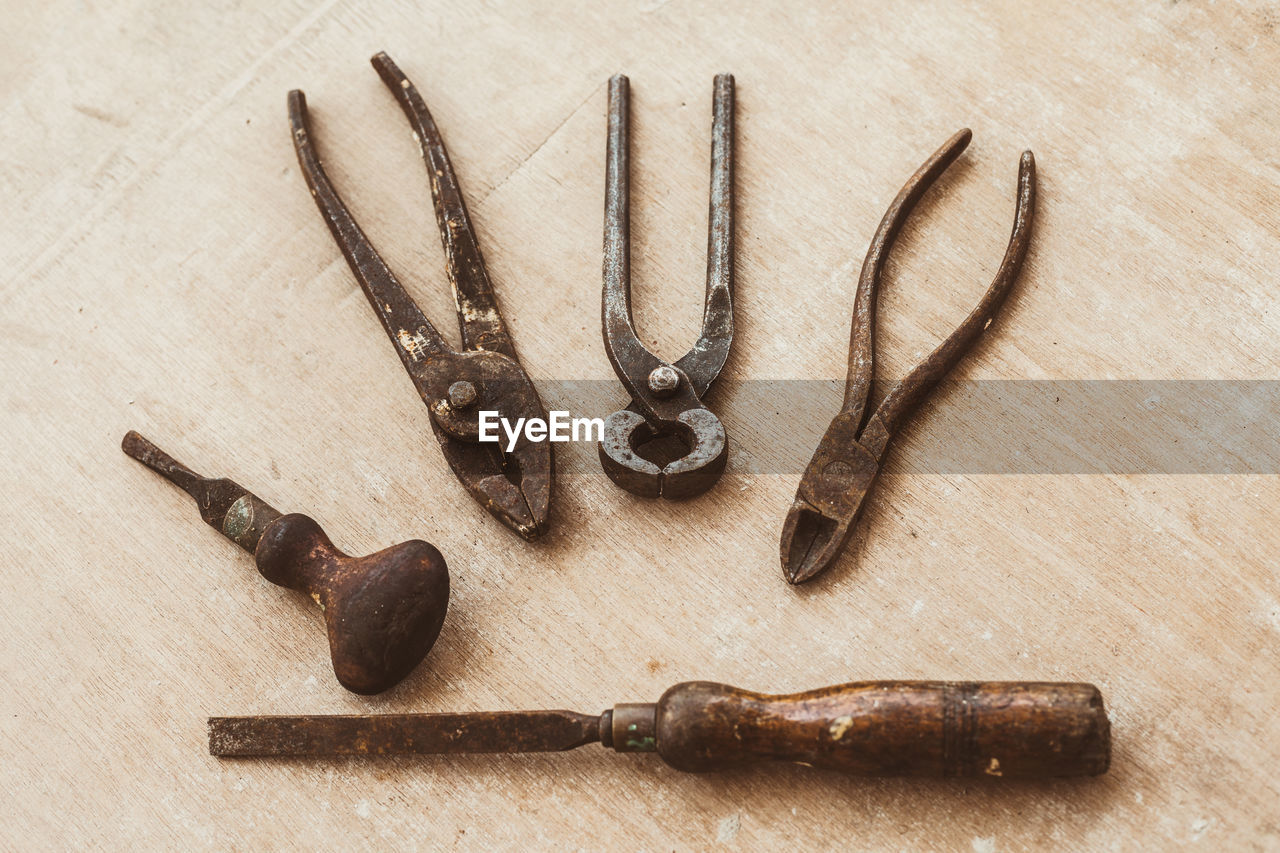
[288,52,552,540]
[781,129,1036,584]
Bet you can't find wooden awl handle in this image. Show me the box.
[604,680,1109,778]
[122,431,450,695]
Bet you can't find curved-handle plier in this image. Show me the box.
[781,129,1036,584]
[288,53,552,540]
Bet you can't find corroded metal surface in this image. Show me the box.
[210,710,601,757]
[598,74,735,500]
[122,431,449,695]
[288,52,551,540]
[781,130,1038,584]
[122,430,281,551]
[210,680,1108,778]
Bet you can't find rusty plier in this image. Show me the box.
[599,74,735,499]
[288,52,552,540]
[781,129,1036,584]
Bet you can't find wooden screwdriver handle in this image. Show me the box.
[122,431,451,696]
[644,681,1109,778]
[255,514,450,695]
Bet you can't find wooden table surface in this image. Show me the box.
[6,0,1279,848]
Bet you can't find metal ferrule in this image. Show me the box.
[220,493,283,553]
[603,703,658,753]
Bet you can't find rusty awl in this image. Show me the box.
[211,679,1108,779]
[781,129,1036,584]
[122,431,449,695]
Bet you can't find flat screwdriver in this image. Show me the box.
[210,680,1110,778]
[122,431,450,695]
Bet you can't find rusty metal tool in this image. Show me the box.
[780,129,1036,585]
[598,74,735,499]
[210,679,1109,779]
[288,52,552,540]
[122,431,449,695]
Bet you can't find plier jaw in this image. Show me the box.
[780,412,880,584]
[436,431,552,541]
[417,349,553,541]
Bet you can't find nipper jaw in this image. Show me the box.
[288,53,552,540]
[599,312,730,500]
[599,406,729,500]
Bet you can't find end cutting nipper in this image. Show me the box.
[599,73,736,500]
[288,52,552,540]
[781,129,1036,584]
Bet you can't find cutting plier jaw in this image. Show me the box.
[779,472,876,585]
[780,412,881,584]
[780,502,854,586]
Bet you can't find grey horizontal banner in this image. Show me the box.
[533,380,1280,475]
